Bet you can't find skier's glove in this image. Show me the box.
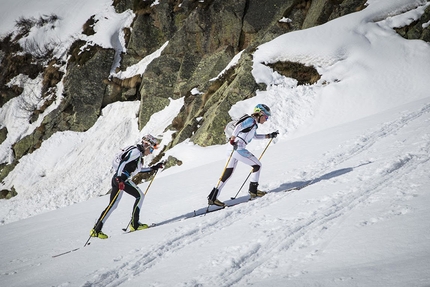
[115,177,125,190]
[267,131,279,138]
[151,162,164,171]
[229,138,237,150]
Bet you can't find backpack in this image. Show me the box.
[224,114,256,140]
[111,145,136,172]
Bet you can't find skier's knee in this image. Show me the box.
[221,168,234,182]
[252,165,260,173]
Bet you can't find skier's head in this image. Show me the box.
[254,104,271,117]
[253,104,271,124]
[140,134,159,155]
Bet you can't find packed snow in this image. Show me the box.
[1,0,430,286]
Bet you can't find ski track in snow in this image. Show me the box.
[196,103,430,285]
[298,102,430,182]
[82,102,430,286]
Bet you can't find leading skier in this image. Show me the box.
[207,104,278,207]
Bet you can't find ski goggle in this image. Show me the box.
[151,144,160,153]
[143,141,158,152]
[260,113,269,120]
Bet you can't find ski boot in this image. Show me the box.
[207,187,225,207]
[249,182,267,199]
[90,229,108,239]
[129,223,149,232]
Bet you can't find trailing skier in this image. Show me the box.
[90,134,164,239]
[207,104,279,207]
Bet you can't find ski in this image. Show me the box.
[284,186,300,192]
[53,223,156,258]
[190,198,254,218]
[123,223,157,233]
[52,247,81,258]
[193,205,225,217]
[53,235,92,258]
[284,181,313,192]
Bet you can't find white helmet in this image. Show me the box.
[142,134,159,149]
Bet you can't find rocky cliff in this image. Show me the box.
[1,0,429,198]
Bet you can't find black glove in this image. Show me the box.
[151,162,164,171]
[267,131,279,138]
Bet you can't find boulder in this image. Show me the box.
[0,186,17,199]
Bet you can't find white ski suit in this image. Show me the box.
[217,116,266,196]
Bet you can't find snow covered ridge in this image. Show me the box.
[0,0,134,61]
[0,0,430,225]
[0,1,136,166]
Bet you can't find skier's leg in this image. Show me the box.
[94,177,124,232]
[123,180,145,229]
[234,149,265,196]
[208,154,238,206]
[235,149,262,182]
[216,157,238,196]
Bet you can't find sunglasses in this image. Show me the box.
[143,143,158,153]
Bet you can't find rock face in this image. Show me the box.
[1,0,429,196]
[12,41,115,161]
[395,4,430,42]
[62,41,115,132]
[135,0,368,147]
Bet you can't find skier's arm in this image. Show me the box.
[140,162,164,173]
[139,167,152,173]
[253,133,266,140]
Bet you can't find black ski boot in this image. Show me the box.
[207,187,225,207]
[249,182,267,199]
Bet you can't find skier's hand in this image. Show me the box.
[115,177,125,190]
[151,162,164,171]
[229,137,237,150]
[267,131,279,138]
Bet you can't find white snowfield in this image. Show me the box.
[1,0,430,286]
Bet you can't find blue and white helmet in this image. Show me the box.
[254,104,271,117]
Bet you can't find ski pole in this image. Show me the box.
[145,163,163,194]
[122,168,160,232]
[205,148,235,213]
[230,138,274,200]
[216,149,235,189]
[84,187,123,247]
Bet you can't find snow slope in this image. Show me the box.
[1,0,430,286]
[1,99,429,287]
